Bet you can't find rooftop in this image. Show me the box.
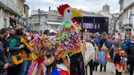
[31,10,62,16]
[31,9,105,17]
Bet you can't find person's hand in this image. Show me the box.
[19,44,25,49]
[3,63,9,69]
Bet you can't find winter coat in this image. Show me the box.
[0,38,8,73]
[8,35,20,55]
[125,43,134,62]
[84,42,95,65]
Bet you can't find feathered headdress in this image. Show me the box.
[57,4,70,16]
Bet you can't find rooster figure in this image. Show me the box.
[58,4,82,32]
[57,4,85,75]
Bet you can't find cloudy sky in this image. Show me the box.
[26,0,120,14]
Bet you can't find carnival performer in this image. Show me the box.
[114,39,127,75]
[57,4,85,75]
[28,4,84,75]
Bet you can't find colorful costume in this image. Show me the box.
[114,47,126,75]
[28,4,83,75]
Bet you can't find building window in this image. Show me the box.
[57,17,62,22]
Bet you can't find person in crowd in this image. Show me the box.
[124,35,132,46]
[43,30,57,75]
[104,37,113,50]
[45,50,56,75]
[8,28,25,75]
[104,37,113,62]
[93,44,99,71]
[70,39,85,75]
[44,30,50,36]
[0,28,10,75]
[94,33,100,47]
[20,32,33,75]
[98,47,107,72]
[56,58,69,75]
[114,44,126,75]
[84,39,95,75]
[100,35,107,48]
[125,35,134,75]
[90,35,99,71]
[111,40,117,74]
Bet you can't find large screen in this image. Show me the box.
[83,23,100,29]
[74,16,109,33]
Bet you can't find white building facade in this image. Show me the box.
[30,9,62,33]
[116,0,134,35]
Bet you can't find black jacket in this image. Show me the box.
[0,38,8,72]
[114,53,121,64]
[126,43,134,62]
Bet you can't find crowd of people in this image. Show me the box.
[0,26,134,75]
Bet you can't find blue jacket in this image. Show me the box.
[95,38,100,45]
[104,40,112,48]
[98,51,107,65]
[124,39,132,46]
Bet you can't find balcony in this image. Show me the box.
[122,19,130,25]
[122,19,132,29]
[0,0,18,15]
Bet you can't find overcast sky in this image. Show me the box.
[26,0,120,14]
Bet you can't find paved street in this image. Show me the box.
[93,63,128,75]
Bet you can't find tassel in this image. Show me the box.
[28,61,36,75]
[28,60,38,75]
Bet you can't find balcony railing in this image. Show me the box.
[47,19,62,23]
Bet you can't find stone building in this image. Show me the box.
[0,0,29,29]
[116,0,134,35]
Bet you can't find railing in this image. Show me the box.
[47,19,62,22]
